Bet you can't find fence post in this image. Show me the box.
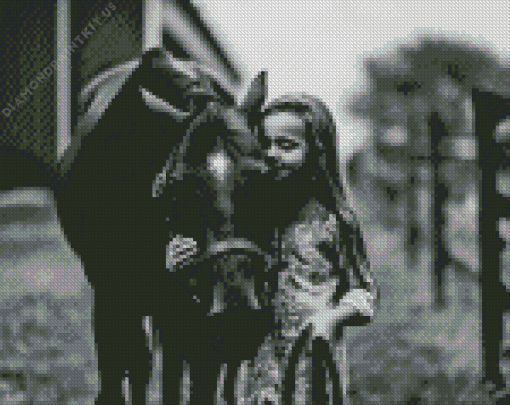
[430,112,449,310]
[474,89,510,390]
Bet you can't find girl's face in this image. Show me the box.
[262,112,309,180]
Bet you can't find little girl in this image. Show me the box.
[238,93,378,404]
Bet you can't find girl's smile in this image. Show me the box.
[262,112,309,180]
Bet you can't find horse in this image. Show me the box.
[0,47,272,403]
[149,53,275,404]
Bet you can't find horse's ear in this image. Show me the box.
[239,70,267,114]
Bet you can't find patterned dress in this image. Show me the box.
[236,198,376,404]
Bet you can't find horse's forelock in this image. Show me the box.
[189,102,255,149]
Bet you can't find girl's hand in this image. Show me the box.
[342,288,375,318]
[288,273,344,339]
[289,271,375,338]
[166,235,198,271]
[305,288,375,340]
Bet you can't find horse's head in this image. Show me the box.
[175,71,270,239]
[152,68,269,197]
[181,85,269,173]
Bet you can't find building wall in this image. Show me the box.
[1,1,57,167]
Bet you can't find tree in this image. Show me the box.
[345,34,510,391]
[345,34,508,293]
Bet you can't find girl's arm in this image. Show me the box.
[289,272,374,339]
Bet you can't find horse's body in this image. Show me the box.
[55,50,194,405]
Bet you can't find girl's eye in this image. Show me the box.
[276,139,299,151]
[289,275,303,290]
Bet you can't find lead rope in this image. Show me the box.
[282,327,310,405]
[282,332,342,405]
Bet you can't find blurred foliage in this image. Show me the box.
[345,35,509,164]
[346,35,509,124]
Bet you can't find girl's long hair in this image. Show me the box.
[260,94,374,294]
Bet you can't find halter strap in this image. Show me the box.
[283,327,342,405]
[192,238,268,269]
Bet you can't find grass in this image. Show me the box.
[0,291,98,404]
[346,318,500,404]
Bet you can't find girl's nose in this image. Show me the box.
[266,145,280,159]
[265,145,282,165]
